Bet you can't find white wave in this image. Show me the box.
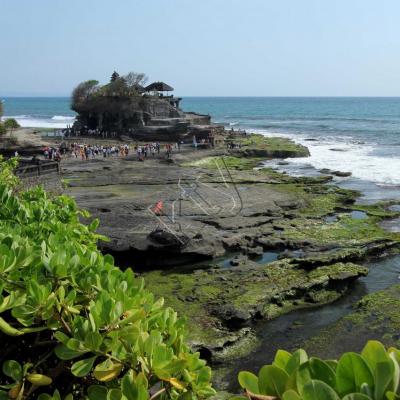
[253,128,400,185]
[51,115,75,121]
[4,115,75,129]
[229,121,239,126]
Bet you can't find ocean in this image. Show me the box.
[2,96,400,186]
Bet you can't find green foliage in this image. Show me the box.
[237,341,400,400]
[0,123,6,136]
[0,172,215,398]
[3,118,20,130]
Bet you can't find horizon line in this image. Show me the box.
[3,95,400,99]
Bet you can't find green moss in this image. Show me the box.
[303,284,400,359]
[238,134,308,153]
[182,155,263,170]
[282,214,397,246]
[142,261,368,354]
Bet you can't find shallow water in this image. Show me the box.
[350,210,368,220]
[222,254,400,391]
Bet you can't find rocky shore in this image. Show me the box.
[58,134,400,390]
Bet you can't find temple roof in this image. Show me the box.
[145,81,174,92]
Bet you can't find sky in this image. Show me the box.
[1,0,400,96]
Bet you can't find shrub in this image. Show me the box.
[235,341,400,400]
[0,123,6,136]
[0,162,215,399]
[3,118,20,131]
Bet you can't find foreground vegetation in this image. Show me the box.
[0,157,214,399]
[1,148,399,399]
[236,340,400,400]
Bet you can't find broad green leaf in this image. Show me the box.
[87,385,108,400]
[374,360,394,400]
[71,356,97,377]
[300,379,340,400]
[389,352,400,394]
[273,350,292,370]
[258,365,289,397]
[286,349,308,375]
[342,394,373,400]
[386,391,400,400]
[54,344,86,360]
[336,353,374,396]
[238,371,259,394]
[93,359,123,382]
[2,360,22,381]
[296,358,336,392]
[282,389,302,400]
[106,389,123,400]
[361,341,389,373]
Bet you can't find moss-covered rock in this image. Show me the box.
[303,284,400,359]
[142,261,368,361]
[229,134,310,158]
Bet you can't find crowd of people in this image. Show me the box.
[69,143,130,160]
[135,142,180,161]
[41,141,182,162]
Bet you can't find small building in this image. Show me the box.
[145,81,181,108]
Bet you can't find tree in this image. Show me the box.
[110,71,120,82]
[124,71,148,88]
[71,80,99,110]
[0,100,4,136]
[4,118,20,136]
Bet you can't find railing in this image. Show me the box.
[15,161,60,177]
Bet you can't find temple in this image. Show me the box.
[69,73,222,141]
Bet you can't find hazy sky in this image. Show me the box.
[1,0,400,96]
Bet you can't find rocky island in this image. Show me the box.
[70,71,217,142]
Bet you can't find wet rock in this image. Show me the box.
[333,171,352,177]
[244,246,263,259]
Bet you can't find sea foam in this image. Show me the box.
[4,115,75,129]
[255,129,400,186]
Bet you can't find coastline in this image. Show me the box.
[4,127,400,393]
[54,133,400,391]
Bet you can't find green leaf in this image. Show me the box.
[106,389,123,400]
[286,349,308,375]
[54,344,86,360]
[296,358,336,392]
[87,385,108,400]
[258,365,289,397]
[374,360,394,400]
[273,350,292,370]
[336,352,374,396]
[386,391,400,400]
[2,360,22,381]
[238,371,259,394]
[282,390,302,400]
[361,341,389,373]
[342,394,373,400]
[71,356,97,377]
[300,379,340,400]
[93,359,123,382]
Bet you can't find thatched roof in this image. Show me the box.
[145,81,174,92]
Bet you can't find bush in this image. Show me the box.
[0,123,6,136]
[3,118,20,134]
[235,341,400,400]
[0,160,215,399]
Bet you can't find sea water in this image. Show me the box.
[2,96,400,187]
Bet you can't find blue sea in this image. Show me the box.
[2,96,400,186]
